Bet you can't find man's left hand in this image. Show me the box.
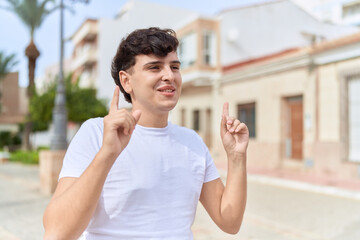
[220,102,249,159]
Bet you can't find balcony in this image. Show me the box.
[72,19,98,46]
[79,69,97,88]
[71,46,97,71]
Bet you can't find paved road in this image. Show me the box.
[0,163,49,240]
[1,162,360,240]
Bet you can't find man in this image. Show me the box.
[43,27,249,240]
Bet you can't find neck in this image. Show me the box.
[133,107,169,128]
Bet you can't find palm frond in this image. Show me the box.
[3,0,56,39]
[0,51,18,79]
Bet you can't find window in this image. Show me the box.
[178,32,197,69]
[237,103,256,138]
[193,110,200,131]
[343,3,360,18]
[202,31,216,66]
[348,77,360,162]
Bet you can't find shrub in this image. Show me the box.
[9,150,39,164]
[37,146,50,151]
[0,131,21,149]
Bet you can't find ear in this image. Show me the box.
[119,71,132,94]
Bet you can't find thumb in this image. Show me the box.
[132,110,142,123]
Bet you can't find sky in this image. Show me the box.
[0,0,347,87]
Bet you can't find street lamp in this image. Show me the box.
[41,0,90,195]
[50,0,89,150]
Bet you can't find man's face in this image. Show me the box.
[127,51,182,115]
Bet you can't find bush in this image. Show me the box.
[9,150,39,164]
[0,131,22,150]
[37,146,50,151]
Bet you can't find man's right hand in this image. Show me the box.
[101,86,141,158]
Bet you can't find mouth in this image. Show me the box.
[157,86,176,93]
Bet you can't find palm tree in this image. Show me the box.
[0,51,17,79]
[0,51,18,112]
[3,0,56,149]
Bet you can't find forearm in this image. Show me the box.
[220,154,247,232]
[43,149,117,240]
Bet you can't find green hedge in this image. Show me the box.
[0,131,21,148]
[9,150,39,164]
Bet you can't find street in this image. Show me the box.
[1,162,360,240]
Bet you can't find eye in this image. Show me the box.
[149,65,160,70]
[171,65,180,70]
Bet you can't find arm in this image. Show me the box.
[43,86,141,240]
[200,102,248,234]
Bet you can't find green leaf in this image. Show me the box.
[30,73,108,132]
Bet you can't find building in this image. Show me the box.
[196,31,360,181]
[294,0,360,26]
[71,19,98,88]
[0,72,27,133]
[36,58,72,94]
[171,0,360,182]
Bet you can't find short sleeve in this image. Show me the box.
[59,118,103,180]
[204,149,220,183]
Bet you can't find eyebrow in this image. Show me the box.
[143,60,181,67]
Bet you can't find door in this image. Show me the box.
[285,96,303,160]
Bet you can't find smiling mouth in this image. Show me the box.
[157,85,176,93]
[158,89,175,93]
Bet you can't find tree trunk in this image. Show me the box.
[23,41,40,150]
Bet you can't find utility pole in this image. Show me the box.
[50,0,67,150]
[50,0,90,150]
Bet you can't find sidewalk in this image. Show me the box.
[0,162,50,240]
[215,162,360,201]
[1,161,360,240]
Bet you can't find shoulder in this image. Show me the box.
[73,117,104,141]
[80,117,104,132]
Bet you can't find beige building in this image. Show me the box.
[174,17,221,149]
[0,72,27,132]
[173,27,360,182]
[71,19,98,88]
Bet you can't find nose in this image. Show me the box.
[161,66,175,82]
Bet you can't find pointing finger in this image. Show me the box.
[223,102,229,118]
[220,114,228,136]
[110,86,120,113]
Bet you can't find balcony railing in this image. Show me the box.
[72,47,97,71]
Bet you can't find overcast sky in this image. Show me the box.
[0,0,347,87]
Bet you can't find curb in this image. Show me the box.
[248,174,360,201]
[217,167,360,201]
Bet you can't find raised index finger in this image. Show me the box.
[110,86,120,113]
[222,102,229,117]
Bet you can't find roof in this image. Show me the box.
[311,31,360,54]
[219,0,285,14]
[70,18,98,40]
[222,30,360,73]
[222,48,302,73]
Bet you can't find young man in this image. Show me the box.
[43,27,249,240]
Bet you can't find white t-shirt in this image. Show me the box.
[59,118,220,240]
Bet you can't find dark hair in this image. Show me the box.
[111,27,179,103]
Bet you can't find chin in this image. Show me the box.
[160,101,178,112]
